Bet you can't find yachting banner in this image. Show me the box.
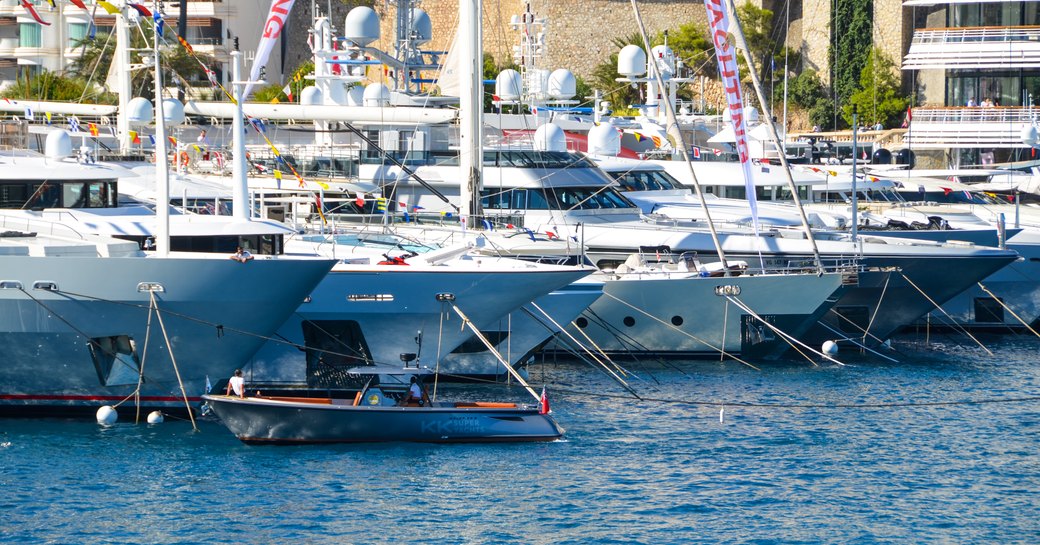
[243,0,297,100]
[704,0,758,232]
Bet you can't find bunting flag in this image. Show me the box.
[282,83,294,102]
[705,0,757,232]
[46,0,55,7]
[273,169,282,181]
[126,3,151,17]
[23,107,33,121]
[21,0,51,25]
[96,1,119,14]
[88,123,98,136]
[177,34,194,55]
[168,135,177,146]
[69,0,87,8]
[68,117,80,132]
[692,147,701,159]
[129,131,141,144]
[355,194,365,207]
[148,134,155,145]
[243,0,298,100]
[44,112,51,124]
[376,198,387,213]
[153,11,164,36]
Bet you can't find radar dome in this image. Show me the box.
[587,123,621,156]
[346,84,364,106]
[45,129,72,158]
[410,9,432,45]
[617,45,646,77]
[344,6,380,46]
[533,123,567,152]
[1022,125,1039,146]
[300,85,323,106]
[650,45,675,80]
[126,97,153,126]
[495,69,522,101]
[546,69,576,100]
[162,98,185,125]
[745,107,759,125]
[363,83,391,106]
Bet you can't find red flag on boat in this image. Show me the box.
[539,387,549,415]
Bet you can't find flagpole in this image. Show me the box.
[152,1,170,257]
[231,47,249,221]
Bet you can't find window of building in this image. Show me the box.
[68,22,88,46]
[19,23,41,48]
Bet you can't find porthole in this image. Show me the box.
[671,316,683,326]
[575,317,588,328]
[623,316,635,327]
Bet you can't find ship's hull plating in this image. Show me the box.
[0,255,333,416]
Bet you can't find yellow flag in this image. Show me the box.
[97,1,120,14]
[274,170,282,180]
[192,144,201,152]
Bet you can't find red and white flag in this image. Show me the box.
[539,387,550,415]
[243,0,297,100]
[282,83,294,102]
[704,0,758,233]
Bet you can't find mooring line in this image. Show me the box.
[977,281,1040,339]
[901,273,993,355]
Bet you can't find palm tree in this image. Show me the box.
[67,24,218,101]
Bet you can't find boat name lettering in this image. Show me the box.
[346,294,395,302]
[420,417,482,435]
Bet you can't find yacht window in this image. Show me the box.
[0,183,28,208]
[527,189,550,209]
[28,183,61,209]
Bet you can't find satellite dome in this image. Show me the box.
[300,85,323,105]
[533,123,567,152]
[587,123,621,156]
[45,129,72,158]
[344,6,380,46]
[617,45,646,77]
[126,97,153,126]
[495,69,522,101]
[546,69,576,100]
[363,83,391,106]
[410,9,432,46]
[162,98,185,125]
[1022,125,1039,146]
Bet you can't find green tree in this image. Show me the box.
[0,69,116,103]
[843,49,908,129]
[786,70,834,129]
[830,0,872,123]
[67,28,217,100]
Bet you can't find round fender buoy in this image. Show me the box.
[146,411,164,424]
[822,340,839,356]
[96,405,118,425]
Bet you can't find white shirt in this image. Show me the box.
[229,375,245,396]
[408,383,422,399]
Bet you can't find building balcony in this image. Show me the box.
[904,106,1038,149]
[903,26,1040,70]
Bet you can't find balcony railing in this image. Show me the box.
[903,26,1040,69]
[903,106,1038,148]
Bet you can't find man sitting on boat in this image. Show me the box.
[401,376,430,407]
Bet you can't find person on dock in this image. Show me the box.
[226,369,245,398]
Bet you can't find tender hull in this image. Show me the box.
[0,255,333,416]
[203,394,563,443]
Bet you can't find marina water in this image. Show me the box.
[2,334,1038,544]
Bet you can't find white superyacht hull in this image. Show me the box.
[0,251,333,416]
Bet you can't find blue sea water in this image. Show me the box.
[2,334,1039,544]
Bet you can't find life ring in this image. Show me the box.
[178,151,190,167]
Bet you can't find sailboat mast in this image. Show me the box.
[152,2,170,256]
[231,48,249,221]
[115,9,133,154]
[627,0,731,271]
[723,0,824,273]
[458,0,483,221]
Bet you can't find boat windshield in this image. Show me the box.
[482,186,636,211]
[605,169,682,191]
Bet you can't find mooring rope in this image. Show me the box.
[977,281,1040,339]
[724,295,845,366]
[149,292,197,431]
[901,273,992,355]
